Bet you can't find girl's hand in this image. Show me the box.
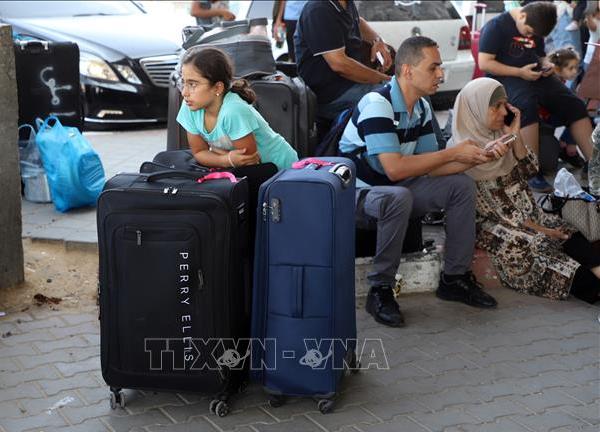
[229,148,260,167]
[502,103,521,135]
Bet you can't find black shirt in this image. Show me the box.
[294,0,363,104]
[479,11,546,70]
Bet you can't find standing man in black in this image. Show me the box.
[294,0,392,120]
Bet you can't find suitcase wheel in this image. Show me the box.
[268,395,286,408]
[317,398,335,414]
[109,388,125,409]
[209,399,230,417]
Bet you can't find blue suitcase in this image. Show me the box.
[251,157,358,413]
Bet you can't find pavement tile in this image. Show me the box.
[509,388,584,413]
[261,398,318,421]
[0,383,45,403]
[0,410,68,432]
[554,351,599,371]
[15,316,67,332]
[559,383,600,405]
[48,321,99,339]
[252,415,323,432]
[559,403,600,425]
[123,390,186,415]
[360,397,428,421]
[206,406,277,431]
[100,408,174,432]
[414,356,479,376]
[154,398,210,423]
[145,416,220,432]
[38,372,103,396]
[0,357,21,373]
[463,381,533,403]
[356,416,430,432]
[510,411,590,431]
[0,364,61,388]
[307,405,380,432]
[414,388,483,413]
[60,399,126,425]
[0,328,54,346]
[55,356,100,378]
[29,418,110,432]
[0,401,26,419]
[508,357,574,376]
[58,313,98,326]
[33,335,91,353]
[0,342,37,359]
[18,346,98,369]
[409,408,481,432]
[464,397,534,422]
[444,418,532,432]
[554,366,600,387]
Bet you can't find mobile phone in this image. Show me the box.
[484,134,517,152]
[504,109,515,126]
[376,51,384,67]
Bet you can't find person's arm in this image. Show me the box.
[187,132,259,168]
[358,17,393,71]
[190,1,235,20]
[479,52,542,80]
[273,0,286,39]
[377,141,490,181]
[322,48,389,83]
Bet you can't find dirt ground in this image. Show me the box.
[0,239,98,314]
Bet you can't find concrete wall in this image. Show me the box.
[0,24,24,288]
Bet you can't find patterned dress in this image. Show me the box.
[475,150,580,300]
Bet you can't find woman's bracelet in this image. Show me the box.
[227,151,236,168]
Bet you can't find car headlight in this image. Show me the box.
[114,64,142,85]
[80,52,119,82]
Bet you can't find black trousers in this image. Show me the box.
[563,232,600,303]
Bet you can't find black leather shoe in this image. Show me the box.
[366,286,405,327]
[436,272,498,309]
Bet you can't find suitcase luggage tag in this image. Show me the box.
[292,158,353,188]
[196,172,238,183]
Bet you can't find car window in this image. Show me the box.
[0,1,143,19]
[357,0,460,21]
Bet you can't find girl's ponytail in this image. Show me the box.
[230,79,256,105]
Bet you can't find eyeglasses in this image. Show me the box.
[176,78,211,93]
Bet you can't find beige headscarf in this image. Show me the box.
[448,77,517,181]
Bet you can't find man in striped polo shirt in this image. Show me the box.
[340,36,499,328]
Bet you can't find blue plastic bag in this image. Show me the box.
[35,116,105,212]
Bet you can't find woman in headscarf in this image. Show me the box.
[448,77,600,303]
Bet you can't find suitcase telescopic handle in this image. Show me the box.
[145,171,205,182]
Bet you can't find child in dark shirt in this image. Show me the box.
[478,1,594,192]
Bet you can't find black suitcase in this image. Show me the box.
[97,170,251,417]
[251,73,318,158]
[14,40,83,129]
[140,150,278,260]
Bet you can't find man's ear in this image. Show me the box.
[401,63,411,80]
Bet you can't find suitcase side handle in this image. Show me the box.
[197,172,238,183]
[328,163,353,188]
[145,170,205,182]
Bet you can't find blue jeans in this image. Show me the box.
[318,82,382,120]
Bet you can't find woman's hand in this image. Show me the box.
[502,103,521,135]
[228,148,260,167]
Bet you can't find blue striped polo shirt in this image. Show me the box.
[339,78,438,177]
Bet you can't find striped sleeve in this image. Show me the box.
[356,93,402,156]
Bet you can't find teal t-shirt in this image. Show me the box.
[176,92,298,171]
